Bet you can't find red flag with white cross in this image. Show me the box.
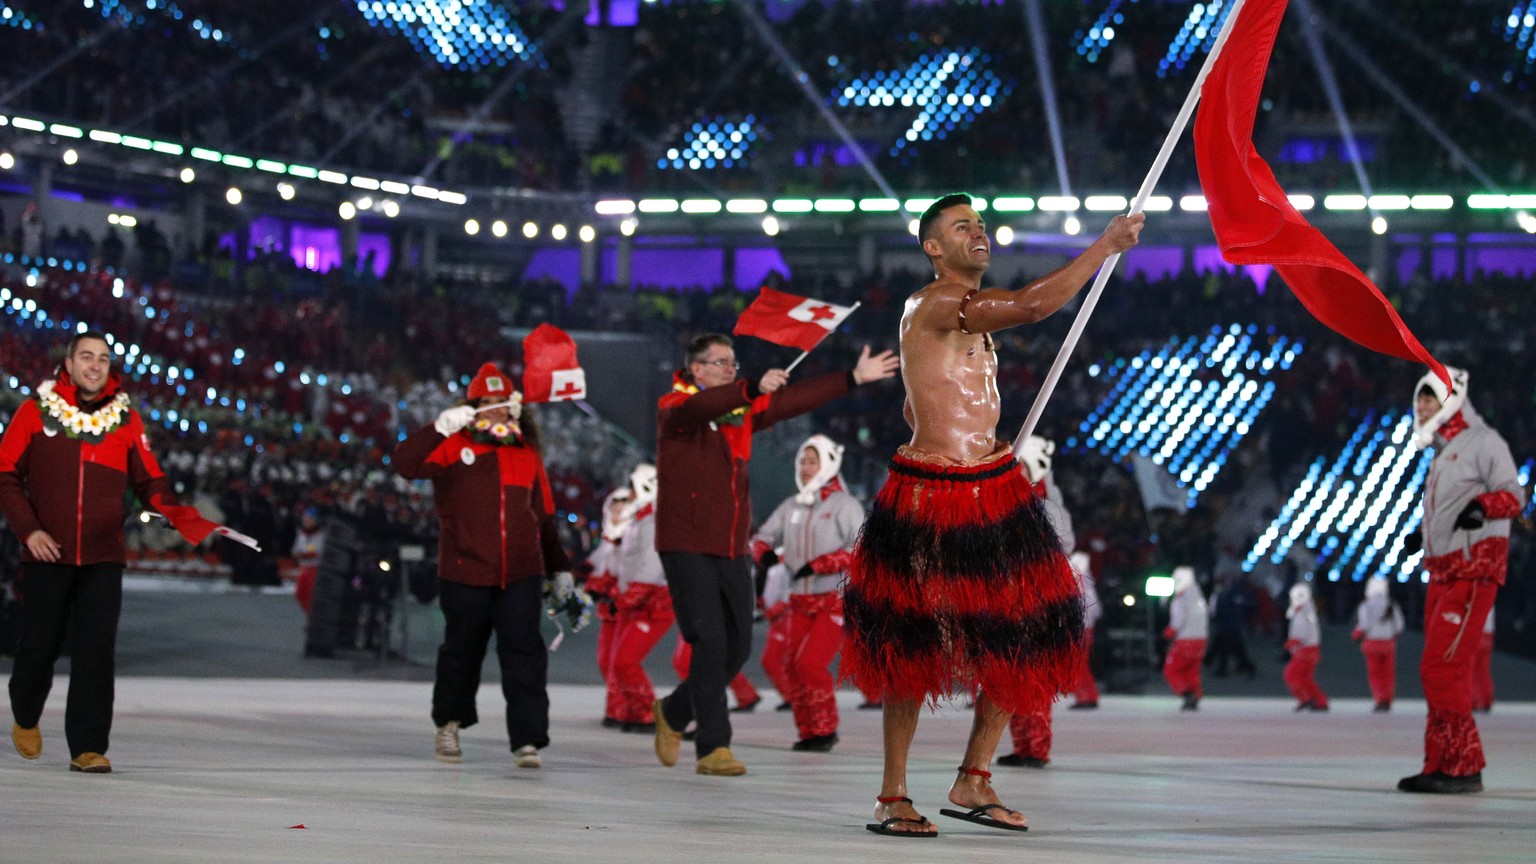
[522,323,587,403]
[733,286,857,352]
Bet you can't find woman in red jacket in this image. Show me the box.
[393,363,572,770]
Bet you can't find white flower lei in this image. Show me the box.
[36,379,131,441]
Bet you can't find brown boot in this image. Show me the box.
[653,699,682,767]
[695,747,746,776]
[69,752,112,773]
[12,724,41,760]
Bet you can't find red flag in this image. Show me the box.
[1193,0,1446,386]
[522,323,586,403]
[733,286,856,352]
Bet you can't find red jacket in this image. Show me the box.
[392,425,570,587]
[655,371,849,558]
[0,373,178,565]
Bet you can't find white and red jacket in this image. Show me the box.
[1420,409,1524,585]
[750,479,863,596]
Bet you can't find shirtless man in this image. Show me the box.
[842,193,1142,836]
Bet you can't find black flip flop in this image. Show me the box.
[865,816,938,838]
[939,803,1029,832]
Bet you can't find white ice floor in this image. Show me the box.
[2,681,1532,863]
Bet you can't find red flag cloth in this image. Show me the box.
[733,286,856,352]
[522,323,587,403]
[149,496,220,547]
[1193,0,1446,386]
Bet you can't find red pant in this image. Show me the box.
[295,565,317,614]
[1007,707,1052,760]
[784,594,845,739]
[1283,645,1328,707]
[1163,638,1206,698]
[1470,632,1495,711]
[1359,638,1397,705]
[758,603,794,705]
[1073,627,1099,704]
[673,636,759,708]
[610,584,676,724]
[594,603,621,720]
[1421,578,1497,776]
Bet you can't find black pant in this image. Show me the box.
[9,562,124,758]
[432,576,550,751]
[658,552,754,757]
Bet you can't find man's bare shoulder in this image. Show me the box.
[907,279,973,327]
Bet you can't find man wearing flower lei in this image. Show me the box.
[3,330,222,773]
[649,333,898,777]
[392,362,574,770]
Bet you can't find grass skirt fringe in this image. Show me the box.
[840,448,1084,715]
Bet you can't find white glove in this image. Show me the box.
[551,571,576,600]
[434,405,476,436]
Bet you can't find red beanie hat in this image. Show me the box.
[467,363,514,401]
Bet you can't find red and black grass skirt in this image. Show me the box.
[840,446,1084,715]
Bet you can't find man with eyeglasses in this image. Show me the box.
[650,333,897,776]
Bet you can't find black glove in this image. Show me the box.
[793,563,815,581]
[1454,500,1486,531]
[1402,532,1422,555]
[759,548,780,569]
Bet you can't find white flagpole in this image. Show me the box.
[783,301,861,374]
[1012,0,1251,455]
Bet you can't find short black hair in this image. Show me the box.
[918,192,975,249]
[66,330,111,358]
[685,333,733,368]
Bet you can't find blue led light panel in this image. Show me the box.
[354,1,540,71]
[1244,411,1432,584]
[1507,2,1536,72]
[830,47,1013,157]
[1069,324,1301,507]
[1159,0,1236,78]
[1074,0,1141,64]
[658,116,760,170]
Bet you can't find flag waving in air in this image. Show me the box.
[1193,0,1447,386]
[733,286,857,352]
[522,323,587,403]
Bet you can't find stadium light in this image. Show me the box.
[578,225,595,243]
[1145,575,1175,598]
[226,187,242,206]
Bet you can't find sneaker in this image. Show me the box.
[696,747,746,776]
[729,698,760,713]
[653,699,682,767]
[12,724,41,760]
[774,702,793,712]
[791,733,838,752]
[513,745,541,769]
[601,717,623,729]
[434,722,462,763]
[996,753,1049,768]
[1372,701,1391,713]
[1069,701,1099,710]
[1307,702,1330,713]
[856,700,883,710]
[1181,692,1200,712]
[621,721,655,734]
[1398,771,1482,794]
[69,752,112,773]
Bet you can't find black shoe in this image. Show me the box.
[791,733,838,752]
[1373,701,1391,713]
[601,716,623,729]
[775,701,793,712]
[621,721,656,734]
[1181,692,1199,712]
[1307,703,1330,713]
[996,753,1049,768]
[1069,701,1098,710]
[1294,701,1312,712]
[729,698,760,713]
[857,700,883,710]
[1398,771,1483,794]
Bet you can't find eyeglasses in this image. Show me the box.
[695,358,740,369]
